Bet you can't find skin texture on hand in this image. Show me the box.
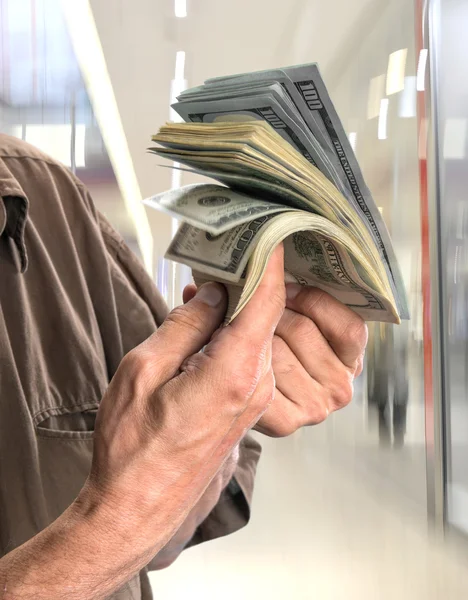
[86,245,285,530]
[0,247,286,600]
[256,284,367,437]
[150,444,240,570]
[183,280,368,438]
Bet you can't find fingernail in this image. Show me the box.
[286,283,302,301]
[196,283,224,307]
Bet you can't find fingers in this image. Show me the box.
[156,244,284,403]
[255,389,323,438]
[227,244,286,347]
[171,245,285,423]
[200,244,285,389]
[275,306,345,385]
[187,244,285,359]
[255,336,329,437]
[134,282,228,383]
[183,284,197,304]
[285,285,368,370]
[355,351,365,377]
[270,335,326,412]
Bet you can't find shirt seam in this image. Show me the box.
[10,196,29,272]
[0,153,77,168]
[0,155,86,190]
[100,224,126,259]
[33,401,100,426]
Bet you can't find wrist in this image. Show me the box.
[71,480,162,555]
[73,474,197,563]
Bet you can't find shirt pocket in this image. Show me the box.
[36,433,95,523]
[34,403,99,440]
[33,404,100,520]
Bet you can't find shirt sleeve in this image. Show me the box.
[97,211,262,553]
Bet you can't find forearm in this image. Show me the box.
[0,489,170,600]
[0,447,240,595]
[150,445,240,570]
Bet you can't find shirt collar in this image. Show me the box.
[0,197,5,236]
[1,196,29,272]
[0,158,29,273]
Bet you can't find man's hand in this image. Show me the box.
[87,248,284,526]
[183,279,368,439]
[1,248,285,600]
[255,284,368,437]
[83,246,285,558]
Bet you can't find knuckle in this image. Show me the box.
[282,311,315,346]
[355,352,365,377]
[288,412,303,435]
[340,316,368,350]
[301,287,328,314]
[268,424,291,439]
[228,371,259,405]
[121,348,152,378]
[255,371,276,408]
[273,414,302,438]
[304,399,329,425]
[331,373,354,409]
[119,349,161,397]
[164,305,207,338]
[313,402,330,424]
[272,337,297,376]
[269,286,286,313]
[231,368,275,420]
[180,352,206,376]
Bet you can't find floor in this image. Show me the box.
[149,376,468,599]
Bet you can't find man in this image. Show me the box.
[0,134,367,599]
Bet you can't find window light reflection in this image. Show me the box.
[416,49,428,91]
[378,99,389,140]
[399,76,417,119]
[367,75,385,120]
[175,0,187,18]
[386,49,408,96]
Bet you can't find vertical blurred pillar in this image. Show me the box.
[428,0,468,538]
[414,0,446,533]
[84,0,195,307]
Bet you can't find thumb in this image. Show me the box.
[138,282,227,383]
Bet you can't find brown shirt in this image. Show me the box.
[0,134,261,599]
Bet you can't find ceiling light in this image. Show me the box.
[60,0,153,274]
[386,49,407,96]
[175,0,187,18]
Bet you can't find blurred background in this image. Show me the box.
[1,0,468,597]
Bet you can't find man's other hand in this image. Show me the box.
[256,284,367,437]
[183,279,368,439]
[84,245,286,541]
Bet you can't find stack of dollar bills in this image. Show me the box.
[145,64,409,324]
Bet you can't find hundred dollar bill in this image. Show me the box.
[143,184,293,234]
[166,215,277,283]
[174,64,409,319]
[284,63,409,319]
[200,68,335,154]
[172,92,349,199]
[150,123,392,288]
[167,215,398,323]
